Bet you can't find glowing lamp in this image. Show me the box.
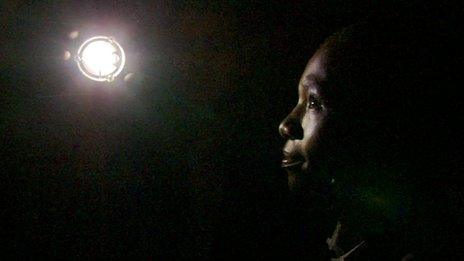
[76,36,125,82]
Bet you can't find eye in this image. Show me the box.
[307,95,323,111]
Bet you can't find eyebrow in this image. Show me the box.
[302,74,325,86]
[301,74,327,98]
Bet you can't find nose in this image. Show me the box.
[279,115,304,140]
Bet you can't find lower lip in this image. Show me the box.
[281,160,304,169]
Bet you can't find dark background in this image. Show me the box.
[1,1,461,259]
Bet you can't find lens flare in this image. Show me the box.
[76,36,125,82]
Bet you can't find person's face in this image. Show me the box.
[279,47,331,191]
[278,32,426,233]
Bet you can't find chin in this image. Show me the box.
[284,162,308,191]
[286,168,306,192]
[286,165,332,200]
[287,172,299,191]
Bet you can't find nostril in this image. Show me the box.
[279,120,303,140]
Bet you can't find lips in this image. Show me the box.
[281,159,304,168]
[281,151,305,170]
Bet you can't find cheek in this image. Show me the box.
[300,112,326,156]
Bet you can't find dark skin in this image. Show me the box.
[279,29,416,199]
[279,31,389,193]
[279,45,330,191]
[278,27,464,259]
[278,30,430,259]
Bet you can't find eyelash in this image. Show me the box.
[307,95,323,111]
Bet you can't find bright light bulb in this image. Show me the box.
[76,36,125,82]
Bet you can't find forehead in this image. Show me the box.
[300,49,328,85]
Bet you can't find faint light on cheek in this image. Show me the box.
[75,36,125,82]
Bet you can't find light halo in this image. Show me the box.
[76,36,125,82]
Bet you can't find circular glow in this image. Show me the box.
[76,36,125,82]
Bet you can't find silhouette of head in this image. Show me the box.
[279,23,462,257]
